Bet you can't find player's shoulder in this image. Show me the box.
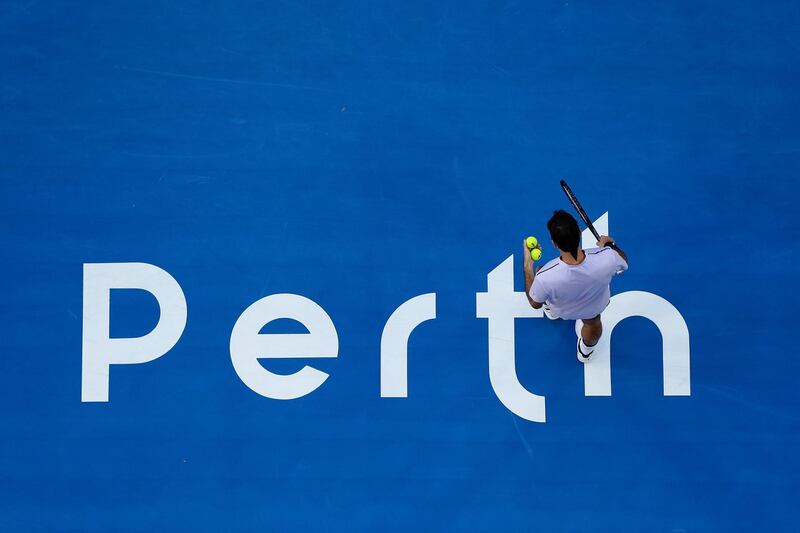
[585,246,625,271]
[536,257,562,278]
[585,247,616,262]
[585,246,613,256]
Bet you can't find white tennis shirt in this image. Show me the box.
[529,247,628,320]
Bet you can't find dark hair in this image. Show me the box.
[547,210,581,260]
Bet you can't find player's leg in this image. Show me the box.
[577,315,602,362]
[581,315,602,345]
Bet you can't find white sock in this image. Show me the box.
[579,337,596,354]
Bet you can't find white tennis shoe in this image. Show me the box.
[577,337,595,363]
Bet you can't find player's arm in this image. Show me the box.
[598,235,628,264]
[522,240,543,309]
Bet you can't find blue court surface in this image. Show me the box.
[2,1,799,531]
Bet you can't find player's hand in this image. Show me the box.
[597,235,615,248]
[523,239,534,270]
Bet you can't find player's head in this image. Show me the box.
[547,210,581,260]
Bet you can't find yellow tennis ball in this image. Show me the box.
[531,248,542,261]
[526,236,538,249]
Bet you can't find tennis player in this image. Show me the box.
[523,210,628,362]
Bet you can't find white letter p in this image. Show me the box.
[81,263,187,402]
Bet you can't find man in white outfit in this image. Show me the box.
[523,210,628,362]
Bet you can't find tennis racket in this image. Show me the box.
[560,179,619,251]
